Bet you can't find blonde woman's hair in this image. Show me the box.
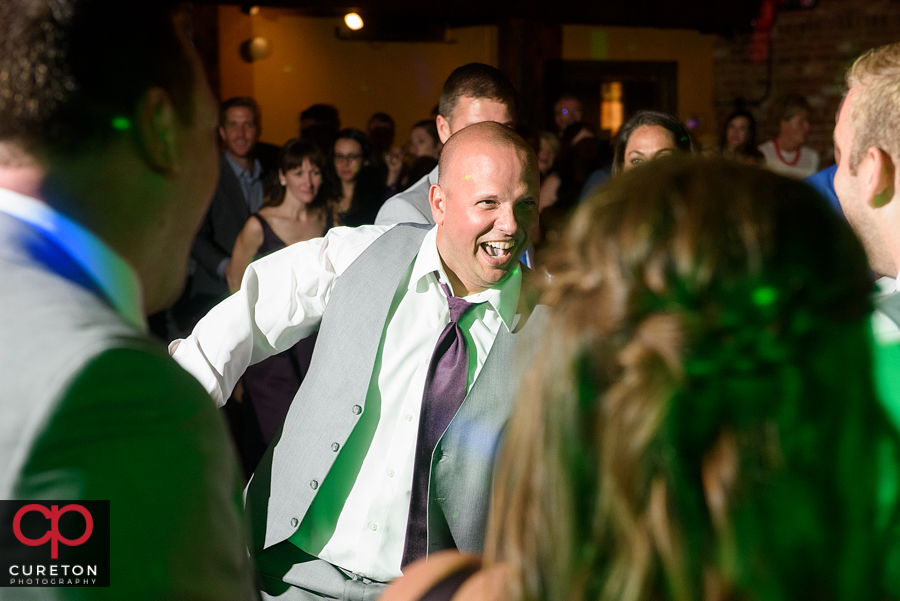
[485,158,900,601]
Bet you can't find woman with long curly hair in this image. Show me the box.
[382,159,900,601]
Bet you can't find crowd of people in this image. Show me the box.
[2,1,900,600]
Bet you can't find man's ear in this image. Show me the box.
[435,115,452,144]
[430,183,446,225]
[136,86,179,177]
[865,146,896,209]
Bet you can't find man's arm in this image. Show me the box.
[14,347,257,600]
[171,224,391,405]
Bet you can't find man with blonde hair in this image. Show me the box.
[834,42,900,328]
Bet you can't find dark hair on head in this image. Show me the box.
[220,97,260,129]
[412,119,440,146]
[438,63,517,126]
[266,138,327,209]
[487,158,897,601]
[333,128,370,160]
[299,104,340,129]
[368,112,394,128]
[720,109,758,153]
[775,94,811,122]
[0,0,194,156]
[613,111,694,175]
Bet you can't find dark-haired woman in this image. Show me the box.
[327,128,386,226]
[227,139,333,476]
[612,110,694,175]
[720,109,764,164]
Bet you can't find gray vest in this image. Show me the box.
[246,224,547,556]
[0,213,144,496]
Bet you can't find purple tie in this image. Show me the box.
[402,274,478,566]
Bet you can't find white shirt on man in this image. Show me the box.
[170,224,522,581]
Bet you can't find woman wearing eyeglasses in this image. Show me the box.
[327,128,387,226]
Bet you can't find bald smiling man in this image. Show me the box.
[171,122,548,600]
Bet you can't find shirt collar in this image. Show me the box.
[224,151,262,181]
[0,187,145,331]
[409,225,521,331]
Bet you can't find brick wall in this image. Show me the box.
[714,0,900,164]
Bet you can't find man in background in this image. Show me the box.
[173,96,272,335]
[375,63,518,226]
[0,1,255,598]
[553,94,584,137]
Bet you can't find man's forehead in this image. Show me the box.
[226,107,255,123]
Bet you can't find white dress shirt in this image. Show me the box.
[171,224,522,581]
[0,187,144,330]
[873,273,900,345]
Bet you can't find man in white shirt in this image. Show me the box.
[172,121,544,600]
[0,1,255,598]
[758,94,820,179]
[374,63,518,227]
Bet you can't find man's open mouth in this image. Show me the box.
[481,241,514,261]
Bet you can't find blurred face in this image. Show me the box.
[554,97,583,131]
[436,96,514,143]
[431,141,538,296]
[410,126,439,159]
[333,138,364,183]
[155,37,220,312]
[537,137,555,174]
[623,125,677,171]
[725,116,751,150]
[280,157,322,204]
[780,110,810,146]
[218,106,258,159]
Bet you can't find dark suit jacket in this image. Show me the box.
[189,154,254,300]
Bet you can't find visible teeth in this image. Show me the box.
[482,241,513,258]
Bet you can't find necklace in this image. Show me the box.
[773,137,801,166]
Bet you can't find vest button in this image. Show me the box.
[331,442,340,452]
[310,479,319,490]
[290,518,298,528]
[352,405,362,415]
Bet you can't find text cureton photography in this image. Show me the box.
[0,501,109,588]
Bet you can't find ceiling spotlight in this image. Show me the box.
[249,5,260,16]
[344,13,364,30]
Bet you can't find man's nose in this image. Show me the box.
[497,203,518,232]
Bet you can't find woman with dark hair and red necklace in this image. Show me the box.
[758,94,820,179]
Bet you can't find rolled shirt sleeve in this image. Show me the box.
[171,224,392,406]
